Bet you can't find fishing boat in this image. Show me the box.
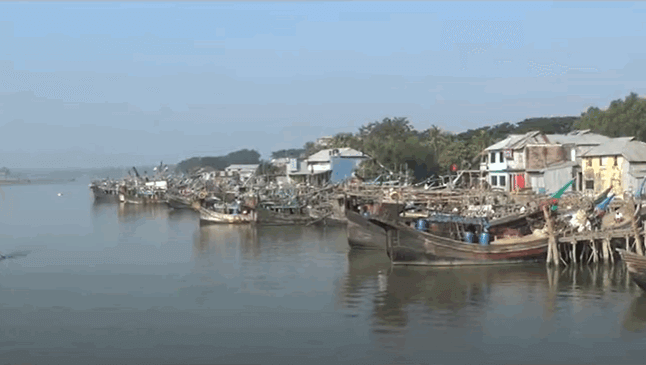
[617,249,646,291]
[167,192,197,210]
[119,181,169,204]
[199,198,257,224]
[370,211,549,266]
[89,182,121,203]
[256,203,315,225]
[345,200,404,250]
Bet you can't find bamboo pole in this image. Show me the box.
[630,197,644,255]
[542,205,559,267]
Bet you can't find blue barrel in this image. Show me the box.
[416,219,428,231]
[464,232,474,243]
[479,232,490,245]
[362,211,370,218]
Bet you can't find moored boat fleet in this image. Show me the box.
[91,169,646,279]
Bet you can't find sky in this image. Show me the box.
[1,1,646,168]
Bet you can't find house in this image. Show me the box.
[287,147,370,186]
[580,137,646,198]
[224,164,259,180]
[480,130,613,194]
[270,157,290,167]
[481,131,565,192]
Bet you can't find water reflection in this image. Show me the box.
[195,224,259,259]
[623,294,646,333]
[338,250,391,311]
[373,265,549,330]
[117,202,169,222]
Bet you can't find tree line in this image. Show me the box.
[175,92,646,182]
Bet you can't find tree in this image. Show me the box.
[575,93,646,142]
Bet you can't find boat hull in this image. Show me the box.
[121,194,168,205]
[167,195,195,210]
[373,218,549,266]
[618,249,646,291]
[91,187,120,203]
[199,207,256,224]
[256,207,316,226]
[346,210,387,250]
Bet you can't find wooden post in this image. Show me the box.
[600,236,608,263]
[542,205,559,267]
[630,198,644,255]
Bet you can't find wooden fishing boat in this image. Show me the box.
[90,184,120,203]
[617,249,646,291]
[256,205,315,225]
[199,199,257,225]
[119,185,168,205]
[167,193,195,210]
[345,201,404,250]
[370,213,549,266]
[346,209,388,250]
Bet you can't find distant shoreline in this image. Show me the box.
[0,179,76,186]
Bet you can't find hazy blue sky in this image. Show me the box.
[2,1,646,168]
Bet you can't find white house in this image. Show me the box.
[287,147,369,185]
[481,131,551,191]
[224,164,259,179]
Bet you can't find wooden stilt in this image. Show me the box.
[601,238,608,263]
[572,243,577,265]
[543,205,559,267]
[631,198,644,255]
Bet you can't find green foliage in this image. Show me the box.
[175,149,261,173]
[289,114,583,182]
[270,148,306,159]
[575,92,646,141]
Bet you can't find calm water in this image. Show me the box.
[2,180,646,364]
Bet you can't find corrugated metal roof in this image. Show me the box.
[582,138,646,162]
[485,131,545,151]
[225,164,259,170]
[307,148,368,162]
[546,130,611,145]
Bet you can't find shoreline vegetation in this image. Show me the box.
[172,92,645,182]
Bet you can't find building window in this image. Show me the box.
[614,156,618,166]
[499,152,504,163]
[490,152,496,164]
[585,180,594,190]
[499,176,506,187]
[599,157,604,166]
[491,176,498,186]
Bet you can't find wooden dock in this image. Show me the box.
[551,199,646,266]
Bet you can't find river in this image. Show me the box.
[1,179,646,364]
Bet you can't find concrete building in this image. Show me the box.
[224,164,259,180]
[480,130,611,194]
[580,138,646,198]
[287,148,370,186]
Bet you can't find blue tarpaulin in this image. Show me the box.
[426,213,490,228]
[330,157,364,184]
